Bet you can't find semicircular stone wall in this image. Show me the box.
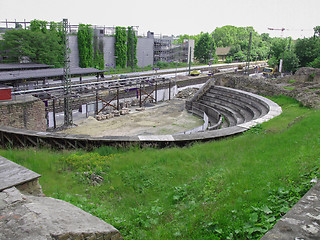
[0,79,282,149]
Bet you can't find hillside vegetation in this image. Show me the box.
[1,96,320,239]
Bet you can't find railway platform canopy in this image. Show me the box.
[0,63,55,72]
[0,67,105,86]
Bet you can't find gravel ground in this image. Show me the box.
[60,98,203,137]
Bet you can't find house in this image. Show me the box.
[216,47,231,62]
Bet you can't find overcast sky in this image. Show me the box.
[1,0,319,39]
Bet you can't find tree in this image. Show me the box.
[270,38,288,60]
[1,29,63,67]
[267,38,289,67]
[267,56,278,68]
[212,26,270,61]
[175,34,198,44]
[212,25,238,47]
[261,33,271,43]
[194,32,215,64]
[283,50,299,72]
[314,26,320,37]
[30,19,48,33]
[294,37,320,67]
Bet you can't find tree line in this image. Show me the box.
[1,21,319,72]
[182,25,320,72]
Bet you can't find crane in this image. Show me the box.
[268,27,314,38]
[268,27,286,38]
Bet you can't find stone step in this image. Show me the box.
[205,90,258,118]
[202,93,255,122]
[212,86,269,116]
[207,88,267,118]
[199,100,238,127]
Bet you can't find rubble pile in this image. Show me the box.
[176,88,199,99]
[215,67,320,109]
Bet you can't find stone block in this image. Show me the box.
[113,111,120,117]
[120,108,129,115]
[0,187,121,240]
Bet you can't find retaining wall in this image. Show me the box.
[0,95,46,132]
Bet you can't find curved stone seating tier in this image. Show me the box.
[0,81,282,148]
[206,90,259,119]
[198,99,239,127]
[186,82,273,130]
[209,87,269,116]
[204,92,256,120]
[189,102,222,130]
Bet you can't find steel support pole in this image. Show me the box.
[95,90,99,115]
[117,88,120,110]
[169,80,171,100]
[139,84,142,107]
[188,47,192,75]
[53,98,56,129]
[63,18,73,126]
[155,81,158,103]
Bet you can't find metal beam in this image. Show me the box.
[63,19,73,126]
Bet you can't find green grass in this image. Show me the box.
[287,79,296,84]
[1,96,319,239]
[283,86,295,90]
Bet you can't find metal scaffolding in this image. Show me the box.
[62,19,73,126]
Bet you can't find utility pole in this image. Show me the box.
[62,18,73,127]
[245,32,252,75]
[188,46,192,75]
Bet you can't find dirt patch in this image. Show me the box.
[60,98,203,137]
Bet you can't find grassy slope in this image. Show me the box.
[1,96,319,239]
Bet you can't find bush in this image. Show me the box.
[225,56,233,63]
[308,57,320,69]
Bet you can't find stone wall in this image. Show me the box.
[0,95,46,131]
